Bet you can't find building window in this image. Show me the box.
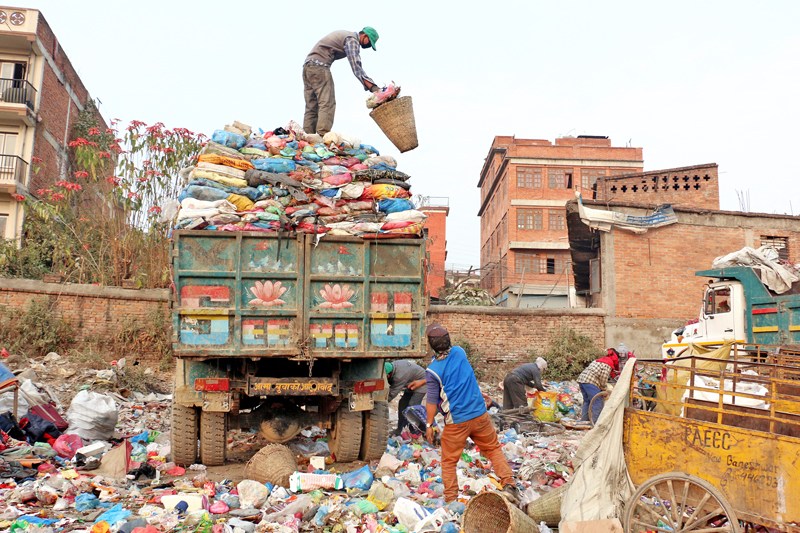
[517,208,542,230]
[548,169,569,189]
[516,166,542,188]
[0,213,7,238]
[760,236,789,261]
[515,253,539,275]
[549,210,565,231]
[581,168,606,189]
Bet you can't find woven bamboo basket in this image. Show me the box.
[369,96,418,153]
[243,444,297,487]
[525,484,567,527]
[463,491,539,533]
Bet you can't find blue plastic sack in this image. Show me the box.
[341,465,374,490]
[130,430,148,444]
[396,443,415,461]
[75,493,99,511]
[360,144,380,155]
[252,158,297,173]
[95,503,132,525]
[211,130,246,149]
[378,199,414,214]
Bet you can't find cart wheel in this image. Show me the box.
[624,472,741,533]
[588,391,611,427]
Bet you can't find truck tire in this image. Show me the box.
[171,402,198,466]
[329,405,363,462]
[199,411,227,466]
[360,401,389,461]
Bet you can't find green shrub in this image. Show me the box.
[0,298,74,357]
[532,327,602,381]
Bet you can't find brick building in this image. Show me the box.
[420,196,449,300]
[566,169,800,356]
[0,6,103,241]
[477,135,643,307]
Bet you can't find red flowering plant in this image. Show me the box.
[4,100,204,287]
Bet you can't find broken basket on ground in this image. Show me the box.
[525,484,567,527]
[243,444,297,487]
[463,491,538,533]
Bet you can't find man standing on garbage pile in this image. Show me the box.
[577,348,621,424]
[502,357,548,410]
[422,324,522,506]
[385,360,427,436]
[303,27,381,136]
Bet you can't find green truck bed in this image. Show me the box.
[171,230,427,359]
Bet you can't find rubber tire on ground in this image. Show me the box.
[170,402,198,466]
[624,472,741,533]
[199,411,227,467]
[360,401,389,461]
[328,404,363,463]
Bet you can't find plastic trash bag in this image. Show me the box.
[95,503,132,525]
[341,465,373,490]
[211,130,246,150]
[252,158,297,174]
[236,480,270,508]
[366,83,401,109]
[53,434,83,459]
[393,498,431,530]
[66,390,118,441]
[377,198,414,214]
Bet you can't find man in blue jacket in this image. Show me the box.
[423,324,521,505]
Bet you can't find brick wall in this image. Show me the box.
[0,278,169,362]
[595,163,719,210]
[0,280,607,373]
[428,305,605,369]
[603,208,800,321]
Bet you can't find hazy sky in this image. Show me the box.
[27,0,800,268]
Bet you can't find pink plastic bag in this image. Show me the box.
[53,434,83,459]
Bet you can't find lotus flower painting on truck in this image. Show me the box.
[248,280,288,307]
[318,284,356,309]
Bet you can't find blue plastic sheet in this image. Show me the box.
[94,503,132,524]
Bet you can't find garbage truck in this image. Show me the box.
[169,230,427,465]
[662,266,800,357]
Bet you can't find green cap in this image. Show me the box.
[362,26,379,50]
[384,361,394,375]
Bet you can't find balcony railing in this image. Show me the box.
[0,154,28,191]
[0,78,36,110]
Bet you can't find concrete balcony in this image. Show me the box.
[0,154,28,194]
[0,78,36,125]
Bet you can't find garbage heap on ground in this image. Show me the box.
[173,120,426,239]
[0,360,587,533]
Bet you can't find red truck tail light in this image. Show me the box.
[195,378,230,392]
[354,379,385,394]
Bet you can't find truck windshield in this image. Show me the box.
[704,287,731,315]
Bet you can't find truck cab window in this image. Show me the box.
[705,287,731,315]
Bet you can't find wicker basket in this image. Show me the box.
[243,444,297,487]
[525,484,567,527]
[463,491,539,533]
[369,96,418,153]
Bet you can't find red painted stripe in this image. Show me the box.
[752,308,778,315]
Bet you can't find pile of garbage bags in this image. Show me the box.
[173,120,426,239]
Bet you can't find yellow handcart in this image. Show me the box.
[622,344,800,532]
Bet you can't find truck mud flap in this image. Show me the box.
[248,377,338,396]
